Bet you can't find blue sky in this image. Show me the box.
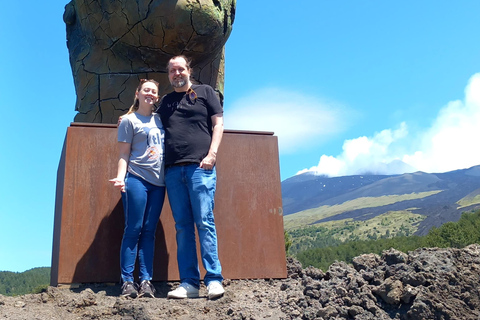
[1,1,480,272]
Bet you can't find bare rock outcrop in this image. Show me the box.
[1,245,479,319]
[283,245,480,319]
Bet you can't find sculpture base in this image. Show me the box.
[51,123,286,285]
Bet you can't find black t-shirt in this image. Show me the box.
[157,84,223,166]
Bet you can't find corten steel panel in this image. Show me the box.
[51,123,286,285]
[215,132,286,278]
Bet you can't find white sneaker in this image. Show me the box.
[207,281,225,300]
[167,283,199,299]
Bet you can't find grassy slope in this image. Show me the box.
[288,211,425,254]
[283,190,442,230]
[457,189,480,208]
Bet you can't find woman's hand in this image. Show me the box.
[109,178,126,192]
[117,115,124,126]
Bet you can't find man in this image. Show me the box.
[158,55,225,299]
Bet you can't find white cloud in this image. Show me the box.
[402,73,480,172]
[300,123,410,176]
[300,73,480,177]
[224,88,352,153]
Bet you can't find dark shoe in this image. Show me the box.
[138,280,156,298]
[121,281,138,298]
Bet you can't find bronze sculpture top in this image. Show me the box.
[64,0,235,123]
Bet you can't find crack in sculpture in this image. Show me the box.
[106,21,145,50]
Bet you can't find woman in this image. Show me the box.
[109,79,165,298]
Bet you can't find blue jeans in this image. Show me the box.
[120,173,165,282]
[165,164,223,288]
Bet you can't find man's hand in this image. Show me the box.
[117,115,124,127]
[200,151,217,170]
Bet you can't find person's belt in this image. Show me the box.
[165,162,199,169]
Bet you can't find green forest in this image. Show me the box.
[290,209,480,271]
[0,267,50,296]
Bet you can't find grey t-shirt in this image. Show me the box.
[118,112,165,186]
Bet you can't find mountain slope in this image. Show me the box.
[282,165,480,235]
[282,174,387,214]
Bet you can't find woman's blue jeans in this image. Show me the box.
[120,173,165,282]
[165,164,223,288]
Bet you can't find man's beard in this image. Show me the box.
[171,78,187,88]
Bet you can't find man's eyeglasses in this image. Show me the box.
[187,87,197,103]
